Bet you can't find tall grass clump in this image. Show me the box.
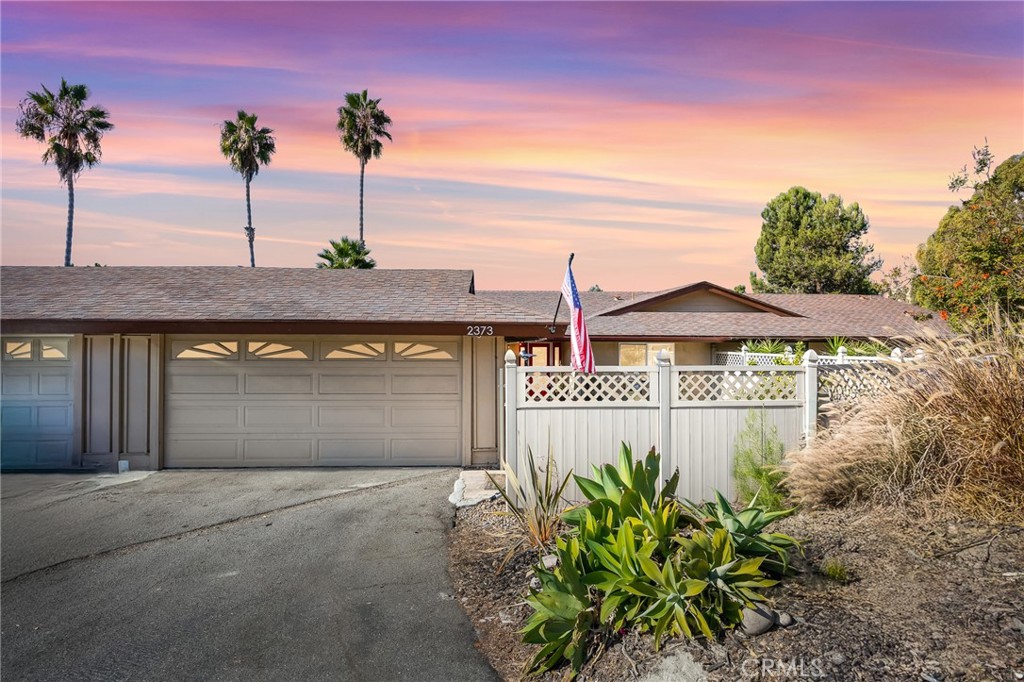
[787,316,1024,522]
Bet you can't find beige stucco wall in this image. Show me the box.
[674,342,712,365]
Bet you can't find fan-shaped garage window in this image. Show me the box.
[173,341,239,360]
[247,341,311,360]
[394,341,456,360]
[322,342,386,360]
[3,339,33,361]
[41,339,69,360]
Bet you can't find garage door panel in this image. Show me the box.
[244,374,313,395]
[38,374,71,395]
[2,374,34,395]
[166,438,239,464]
[319,405,387,428]
[167,406,240,428]
[37,405,71,428]
[1,441,33,465]
[244,405,313,428]
[36,440,72,463]
[391,438,459,464]
[392,404,460,428]
[391,373,460,395]
[317,438,387,463]
[319,374,387,395]
[2,405,33,427]
[243,439,312,461]
[167,374,239,395]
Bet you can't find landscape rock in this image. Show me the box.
[777,611,796,628]
[740,605,776,636]
[541,554,558,570]
[638,648,707,682]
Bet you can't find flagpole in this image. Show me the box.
[548,252,574,333]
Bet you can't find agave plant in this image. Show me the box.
[637,551,714,645]
[673,528,778,630]
[521,536,597,678]
[564,443,679,532]
[683,491,801,575]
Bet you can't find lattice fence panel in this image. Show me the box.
[818,365,893,404]
[677,370,799,402]
[523,371,652,403]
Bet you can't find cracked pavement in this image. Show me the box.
[1,468,499,682]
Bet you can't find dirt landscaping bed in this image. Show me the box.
[449,499,1024,681]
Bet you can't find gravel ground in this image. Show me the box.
[448,499,1024,681]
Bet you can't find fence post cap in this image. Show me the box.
[655,348,671,365]
[802,349,819,365]
[740,344,749,353]
[504,349,518,366]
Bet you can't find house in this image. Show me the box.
[479,281,949,367]
[0,267,947,471]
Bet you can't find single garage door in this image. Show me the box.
[1,337,75,469]
[164,336,463,467]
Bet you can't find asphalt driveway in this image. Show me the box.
[1,468,500,681]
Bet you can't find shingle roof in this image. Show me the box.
[479,286,950,339]
[477,290,646,322]
[747,293,950,337]
[0,267,547,325]
[1,267,949,339]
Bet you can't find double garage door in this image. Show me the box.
[164,336,464,467]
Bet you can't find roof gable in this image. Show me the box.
[595,282,803,317]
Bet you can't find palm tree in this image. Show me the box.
[316,237,376,269]
[15,79,113,267]
[337,90,392,244]
[220,110,276,267]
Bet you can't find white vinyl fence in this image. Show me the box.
[714,345,910,367]
[502,351,819,503]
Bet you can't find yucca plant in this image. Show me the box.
[744,338,787,354]
[824,336,850,356]
[486,448,572,571]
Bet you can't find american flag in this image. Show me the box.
[561,259,596,373]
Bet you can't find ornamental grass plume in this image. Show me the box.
[786,312,1024,522]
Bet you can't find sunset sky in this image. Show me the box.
[1,1,1021,291]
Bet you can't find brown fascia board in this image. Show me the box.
[0,319,553,337]
[595,282,804,318]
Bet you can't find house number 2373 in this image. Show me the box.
[466,325,494,337]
